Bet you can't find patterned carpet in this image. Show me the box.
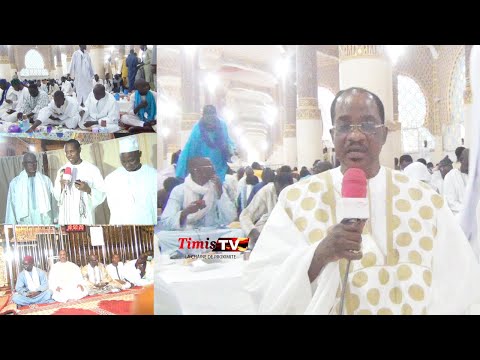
[17,287,143,315]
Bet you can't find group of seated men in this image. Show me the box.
[0,77,156,134]
[12,251,154,307]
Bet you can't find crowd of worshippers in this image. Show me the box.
[0,76,156,134]
[158,156,335,251]
[11,251,154,308]
[394,146,469,218]
[5,136,157,225]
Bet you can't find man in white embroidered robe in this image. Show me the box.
[29,91,80,132]
[81,254,122,295]
[243,88,480,315]
[106,254,132,290]
[49,250,88,303]
[5,153,56,224]
[53,139,106,225]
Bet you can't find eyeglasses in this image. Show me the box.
[334,122,385,135]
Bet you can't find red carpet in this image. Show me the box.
[18,287,144,315]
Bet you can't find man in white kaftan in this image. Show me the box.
[49,250,88,303]
[443,149,469,216]
[5,153,55,224]
[30,91,80,132]
[53,139,106,225]
[243,88,480,315]
[104,135,156,225]
[69,45,94,106]
[78,84,120,132]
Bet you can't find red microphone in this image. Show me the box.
[338,168,369,315]
[340,168,369,224]
[63,167,72,183]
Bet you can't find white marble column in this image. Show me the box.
[66,45,74,75]
[339,45,401,168]
[0,45,11,79]
[463,45,473,149]
[283,54,297,167]
[180,46,200,147]
[89,45,105,78]
[7,45,16,78]
[296,46,323,169]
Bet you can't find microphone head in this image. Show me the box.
[342,168,367,198]
[64,167,72,175]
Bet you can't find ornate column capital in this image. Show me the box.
[0,56,9,64]
[464,81,473,105]
[284,123,296,137]
[339,45,386,61]
[296,97,321,120]
[181,112,200,131]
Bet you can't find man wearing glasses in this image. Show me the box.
[244,87,480,315]
[159,156,237,255]
[5,152,56,224]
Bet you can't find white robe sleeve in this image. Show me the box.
[240,189,268,235]
[59,98,80,129]
[86,165,106,210]
[243,192,338,314]
[5,180,17,224]
[428,204,480,314]
[216,190,237,226]
[159,185,183,230]
[443,171,463,214]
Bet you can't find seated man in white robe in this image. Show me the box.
[0,79,16,120]
[106,254,132,290]
[120,79,156,133]
[12,256,54,307]
[244,87,480,315]
[105,136,156,225]
[53,139,106,225]
[40,79,49,94]
[5,153,56,224]
[15,83,50,125]
[159,157,238,256]
[49,250,88,303]
[240,171,293,249]
[48,80,60,96]
[81,254,122,296]
[443,148,469,216]
[431,156,453,195]
[92,74,104,87]
[61,76,74,97]
[2,78,29,122]
[28,91,80,132]
[124,254,154,287]
[78,84,120,132]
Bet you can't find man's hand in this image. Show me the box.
[79,110,85,118]
[17,112,23,120]
[211,175,223,197]
[5,99,12,104]
[26,291,41,298]
[184,200,206,215]
[139,100,148,108]
[56,286,63,292]
[75,180,91,194]
[83,121,98,128]
[247,229,261,249]
[77,284,84,292]
[6,109,15,114]
[49,115,61,121]
[308,220,365,282]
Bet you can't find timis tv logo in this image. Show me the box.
[178,237,249,252]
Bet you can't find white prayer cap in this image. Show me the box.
[404,162,432,182]
[119,136,139,153]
